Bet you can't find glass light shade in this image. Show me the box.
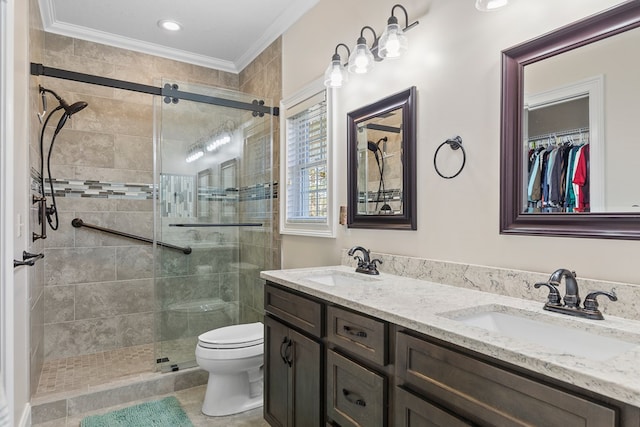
[379,23,408,59]
[348,41,375,74]
[475,0,509,11]
[324,58,348,88]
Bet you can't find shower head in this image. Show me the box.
[65,100,88,116]
[39,85,88,117]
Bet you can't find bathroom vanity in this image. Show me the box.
[261,266,640,426]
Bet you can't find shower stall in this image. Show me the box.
[154,80,274,372]
[30,66,275,398]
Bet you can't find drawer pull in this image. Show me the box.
[343,325,367,338]
[342,388,367,407]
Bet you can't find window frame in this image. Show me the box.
[280,78,336,237]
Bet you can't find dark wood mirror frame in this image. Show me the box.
[500,1,640,240]
[347,86,417,230]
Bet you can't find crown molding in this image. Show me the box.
[42,20,239,72]
[234,0,319,72]
[37,0,318,74]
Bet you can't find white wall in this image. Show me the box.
[1,0,32,424]
[281,0,640,285]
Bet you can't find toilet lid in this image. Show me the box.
[198,322,264,349]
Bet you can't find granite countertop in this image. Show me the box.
[261,265,640,408]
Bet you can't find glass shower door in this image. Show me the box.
[154,80,272,372]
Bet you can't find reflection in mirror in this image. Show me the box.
[500,2,640,239]
[196,158,238,220]
[523,75,603,213]
[356,108,403,215]
[348,87,416,230]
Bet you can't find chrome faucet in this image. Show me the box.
[347,246,382,275]
[534,268,618,320]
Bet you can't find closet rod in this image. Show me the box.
[527,127,589,142]
[30,63,278,116]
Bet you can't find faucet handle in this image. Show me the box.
[534,282,562,306]
[583,290,618,312]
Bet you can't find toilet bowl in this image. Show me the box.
[195,322,264,416]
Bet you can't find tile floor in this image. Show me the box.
[33,384,269,426]
[35,344,155,397]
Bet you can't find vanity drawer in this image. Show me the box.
[396,331,617,427]
[395,386,472,427]
[327,305,387,366]
[265,283,323,337]
[327,349,386,427]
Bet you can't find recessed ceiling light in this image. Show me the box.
[475,0,510,11]
[158,19,182,31]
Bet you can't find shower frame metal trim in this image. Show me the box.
[30,62,279,116]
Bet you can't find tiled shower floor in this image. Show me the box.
[35,343,156,397]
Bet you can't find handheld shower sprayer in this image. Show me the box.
[367,136,391,213]
[37,86,88,233]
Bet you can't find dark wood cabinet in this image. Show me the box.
[264,284,323,427]
[395,386,472,427]
[326,349,386,427]
[326,306,390,427]
[264,280,640,427]
[396,331,617,427]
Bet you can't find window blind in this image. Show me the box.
[285,91,328,222]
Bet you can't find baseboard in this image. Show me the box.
[18,403,31,427]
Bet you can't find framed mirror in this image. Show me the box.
[348,87,416,229]
[500,2,640,239]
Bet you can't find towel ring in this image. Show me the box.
[434,136,466,179]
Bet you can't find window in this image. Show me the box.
[280,79,335,237]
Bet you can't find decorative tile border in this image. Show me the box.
[42,176,278,203]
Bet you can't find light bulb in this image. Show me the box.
[348,40,375,74]
[324,57,348,88]
[379,22,408,59]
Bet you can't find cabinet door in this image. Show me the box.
[290,328,323,427]
[264,316,290,427]
[395,386,473,427]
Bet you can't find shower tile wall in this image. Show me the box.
[35,32,242,363]
[238,38,282,323]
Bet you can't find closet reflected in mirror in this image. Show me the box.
[500,1,640,239]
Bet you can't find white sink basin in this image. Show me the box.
[449,307,638,361]
[301,270,380,287]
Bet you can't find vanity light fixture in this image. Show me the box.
[475,0,510,12]
[186,143,204,163]
[379,4,411,59]
[323,3,419,88]
[158,19,182,31]
[348,26,378,74]
[206,132,231,152]
[324,43,351,88]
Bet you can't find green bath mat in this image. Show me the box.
[80,396,194,427]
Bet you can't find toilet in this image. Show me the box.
[195,322,264,416]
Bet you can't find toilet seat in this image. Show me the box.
[198,322,263,350]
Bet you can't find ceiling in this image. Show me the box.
[38,0,319,73]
